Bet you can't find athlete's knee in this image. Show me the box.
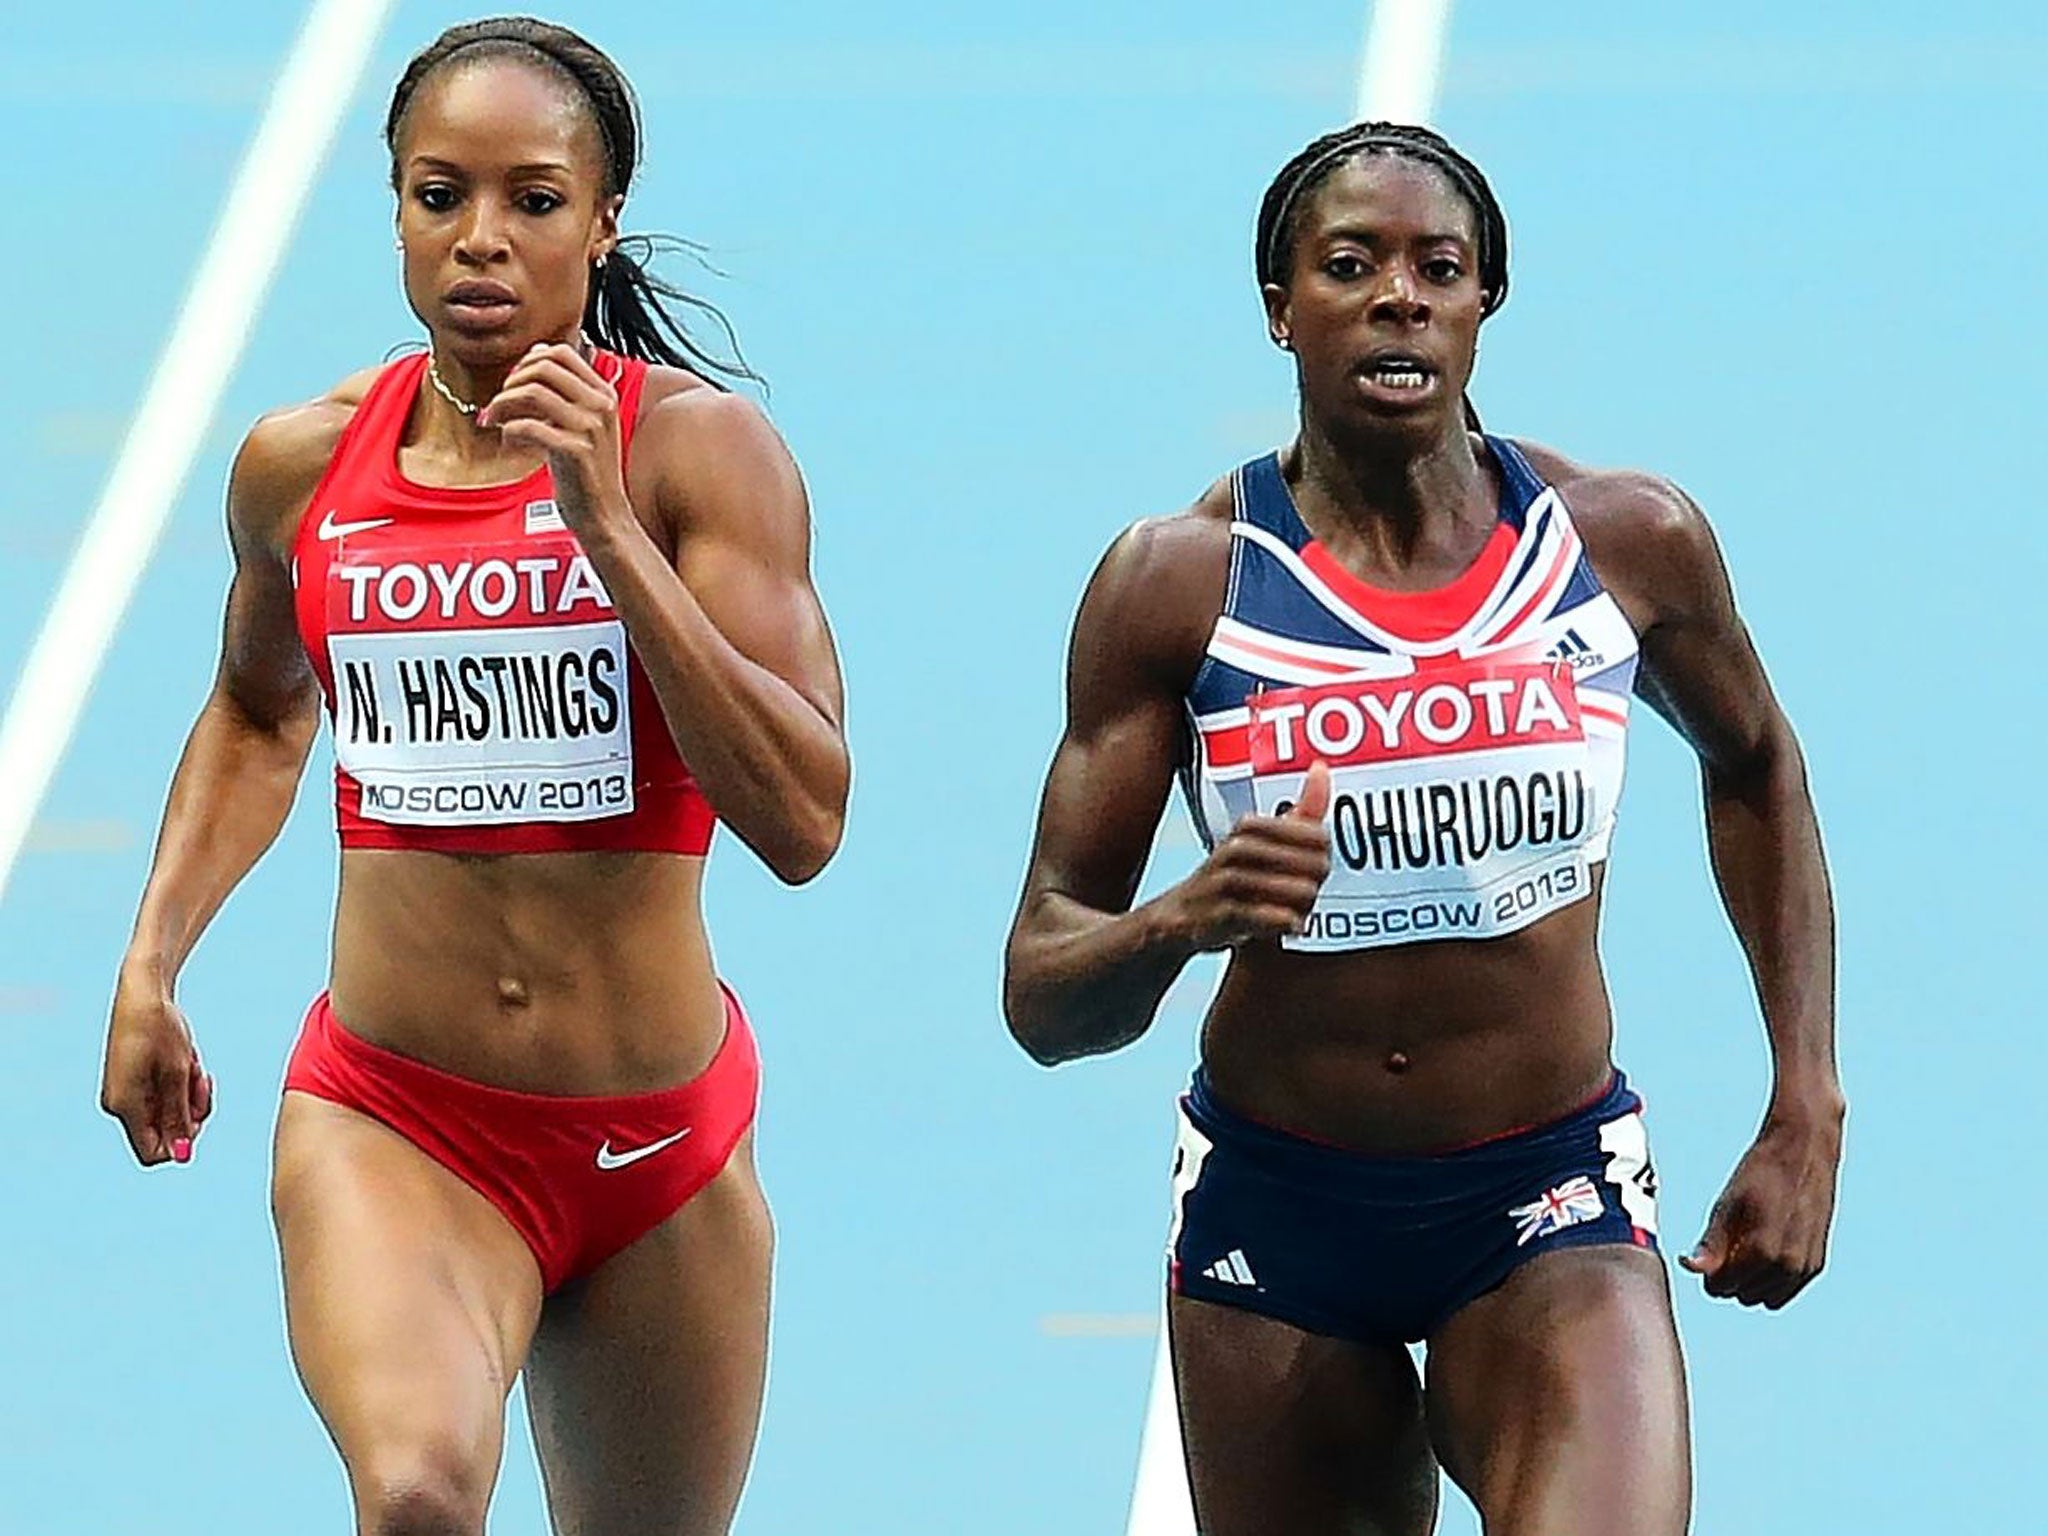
[351,1440,491,1536]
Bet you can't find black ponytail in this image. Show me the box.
[387,17,760,388]
[586,235,759,385]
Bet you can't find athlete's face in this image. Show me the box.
[1263,156,1487,443]
[392,59,620,372]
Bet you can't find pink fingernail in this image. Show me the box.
[171,1138,192,1164]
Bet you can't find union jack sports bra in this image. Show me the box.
[1181,438,1639,951]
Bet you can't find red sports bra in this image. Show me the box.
[292,350,715,856]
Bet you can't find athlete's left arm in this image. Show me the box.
[482,346,848,884]
[1595,471,1845,1310]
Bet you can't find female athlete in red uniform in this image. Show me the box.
[99,19,847,1536]
[1005,123,1843,1534]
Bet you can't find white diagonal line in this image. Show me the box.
[0,0,398,908]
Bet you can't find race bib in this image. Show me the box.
[325,544,636,827]
[1248,660,1598,950]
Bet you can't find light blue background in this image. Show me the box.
[2,2,2040,1531]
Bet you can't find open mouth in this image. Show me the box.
[1358,352,1437,393]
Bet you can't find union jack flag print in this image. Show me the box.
[1510,1176,1606,1246]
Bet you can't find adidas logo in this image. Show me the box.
[1545,628,1605,670]
[1202,1249,1258,1287]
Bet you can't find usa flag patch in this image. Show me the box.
[1510,1176,1606,1247]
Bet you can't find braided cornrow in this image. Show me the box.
[386,17,758,387]
[1255,121,1509,317]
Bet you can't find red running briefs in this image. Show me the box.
[283,986,759,1292]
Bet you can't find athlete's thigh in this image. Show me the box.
[1172,1294,1438,1536]
[272,1092,544,1516]
[524,1135,773,1536]
[1425,1244,1690,1536]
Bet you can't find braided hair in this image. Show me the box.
[386,17,758,387]
[1256,122,1508,428]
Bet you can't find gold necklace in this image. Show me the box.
[428,335,597,419]
[426,354,479,417]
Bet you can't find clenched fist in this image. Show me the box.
[1165,760,1333,950]
[101,963,213,1167]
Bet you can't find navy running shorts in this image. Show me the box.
[1168,1068,1660,1344]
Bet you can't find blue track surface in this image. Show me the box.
[3,3,2042,1531]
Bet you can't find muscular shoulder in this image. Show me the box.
[629,376,806,552]
[1075,477,1235,694]
[230,366,382,556]
[1508,437,1728,633]
[635,375,781,470]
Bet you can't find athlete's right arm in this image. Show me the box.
[1002,512,1332,1067]
[100,394,351,1166]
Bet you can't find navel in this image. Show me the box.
[496,976,532,1009]
[1383,1050,1412,1075]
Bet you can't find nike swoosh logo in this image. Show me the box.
[317,508,395,541]
[594,1127,693,1171]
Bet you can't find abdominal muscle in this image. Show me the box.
[327,848,726,1095]
[1199,864,1619,1154]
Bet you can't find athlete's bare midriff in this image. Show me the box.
[1159,449,1644,1153]
[1199,864,1615,1152]
[267,363,737,1099]
[330,847,725,1095]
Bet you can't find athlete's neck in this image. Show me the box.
[416,330,577,466]
[1287,414,1495,577]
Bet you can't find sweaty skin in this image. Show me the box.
[1003,147,1842,1536]
[105,60,847,1119]
[102,47,846,1536]
[1010,444,1836,1164]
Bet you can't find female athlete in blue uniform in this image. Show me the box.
[1004,123,1843,1534]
